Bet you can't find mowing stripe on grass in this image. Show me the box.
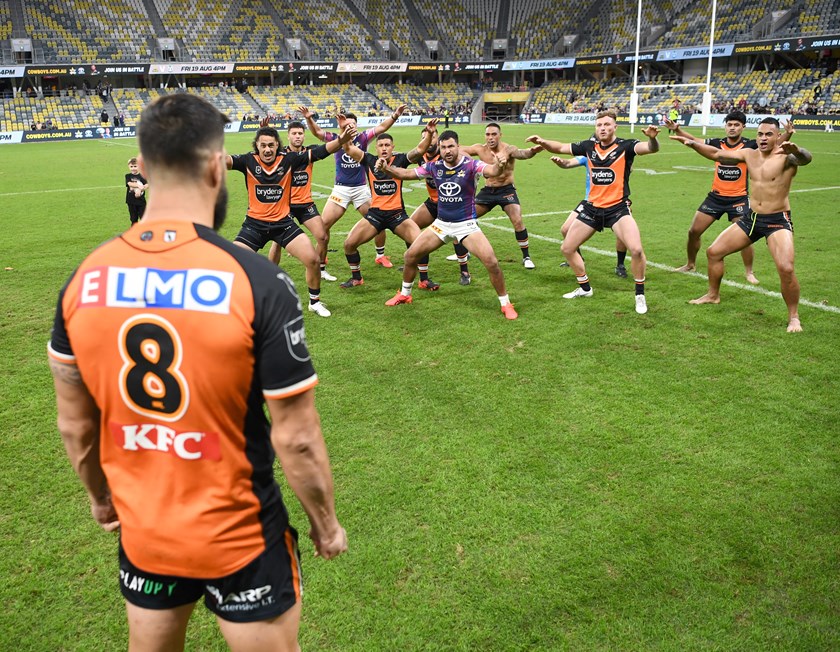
[482,218,840,315]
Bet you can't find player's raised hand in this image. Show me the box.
[525,134,545,145]
[776,141,801,156]
[338,122,357,143]
[550,156,575,168]
[670,134,693,146]
[782,118,796,137]
[663,118,678,130]
[297,105,312,118]
[259,114,274,128]
[393,104,408,118]
[642,125,660,138]
[425,118,439,132]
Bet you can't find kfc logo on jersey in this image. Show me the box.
[255,184,284,203]
[110,422,221,460]
[78,266,234,314]
[591,169,616,185]
[717,166,742,181]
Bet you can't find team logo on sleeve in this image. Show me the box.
[283,315,310,362]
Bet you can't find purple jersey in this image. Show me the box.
[324,128,376,186]
[415,155,487,222]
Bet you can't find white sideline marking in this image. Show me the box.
[0,185,123,197]
[482,215,840,315]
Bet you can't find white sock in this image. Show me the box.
[498,294,510,307]
[401,281,414,297]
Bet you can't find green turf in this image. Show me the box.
[1,123,838,651]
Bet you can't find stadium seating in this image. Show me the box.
[278,0,376,61]
[202,3,287,62]
[23,0,153,63]
[411,0,496,60]
[0,91,106,131]
[366,82,478,114]
[248,84,379,119]
[347,0,418,59]
[507,0,590,59]
[0,0,12,42]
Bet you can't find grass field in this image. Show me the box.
[1,121,839,651]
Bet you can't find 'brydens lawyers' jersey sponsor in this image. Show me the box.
[231,145,329,222]
[422,151,441,202]
[325,128,375,186]
[571,138,639,208]
[362,152,410,211]
[415,155,487,222]
[286,144,318,204]
[704,137,756,197]
[48,221,317,579]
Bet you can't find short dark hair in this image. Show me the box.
[724,111,747,125]
[287,120,305,131]
[486,122,501,132]
[137,94,229,174]
[252,127,281,153]
[759,117,780,128]
[376,133,393,142]
[344,112,358,122]
[438,130,459,144]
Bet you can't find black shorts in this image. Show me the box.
[576,201,632,232]
[235,215,304,251]
[475,184,520,209]
[119,527,302,623]
[365,207,410,233]
[423,198,439,219]
[290,202,320,224]
[127,203,145,224]
[697,193,749,221]
[736,211,793,243]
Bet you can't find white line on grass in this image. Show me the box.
[482,216,840,315]
[0,185,124,197]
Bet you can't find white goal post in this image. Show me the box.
[630,0,717,135]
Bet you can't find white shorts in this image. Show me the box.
[428,218,481,244]
[327,184,371,210]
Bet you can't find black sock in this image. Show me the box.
[617,250,627,266]
[515,228,530,259]
[346,251,362,280]
[455,242,469,273]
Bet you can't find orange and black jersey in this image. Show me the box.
[48,221,317,579]
[704,137,757,197]
[286,144,319,205]
[422,151,441,202]
[571,138,639,209]
[361,152,411,212]
[231,145,329,222]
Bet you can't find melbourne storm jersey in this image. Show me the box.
[704,137,757,197]
[48,221,317,578]
[361,152,410,212]
[324,128,376,186]
[415,155,487,223]
[231,145,329,222]
[570,138,639,208]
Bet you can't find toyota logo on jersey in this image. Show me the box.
[438,181,462,197]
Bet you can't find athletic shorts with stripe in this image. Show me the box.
[119,526,303,623]
[235,215,305,251]
[697,193,749,221]
[736,211,793,243]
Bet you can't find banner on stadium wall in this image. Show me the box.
[148,63,236,75]
[502,58,575,70]
[518,113,546,124]
[336,62,408,73]
[656,44,734,61]
[688,113,793,128]
[0,66,26,78]
[544,113,597,125]
[232,62,338,73]
[357,115,422,128]
[733,34,840,55]
[0,131,24,144]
